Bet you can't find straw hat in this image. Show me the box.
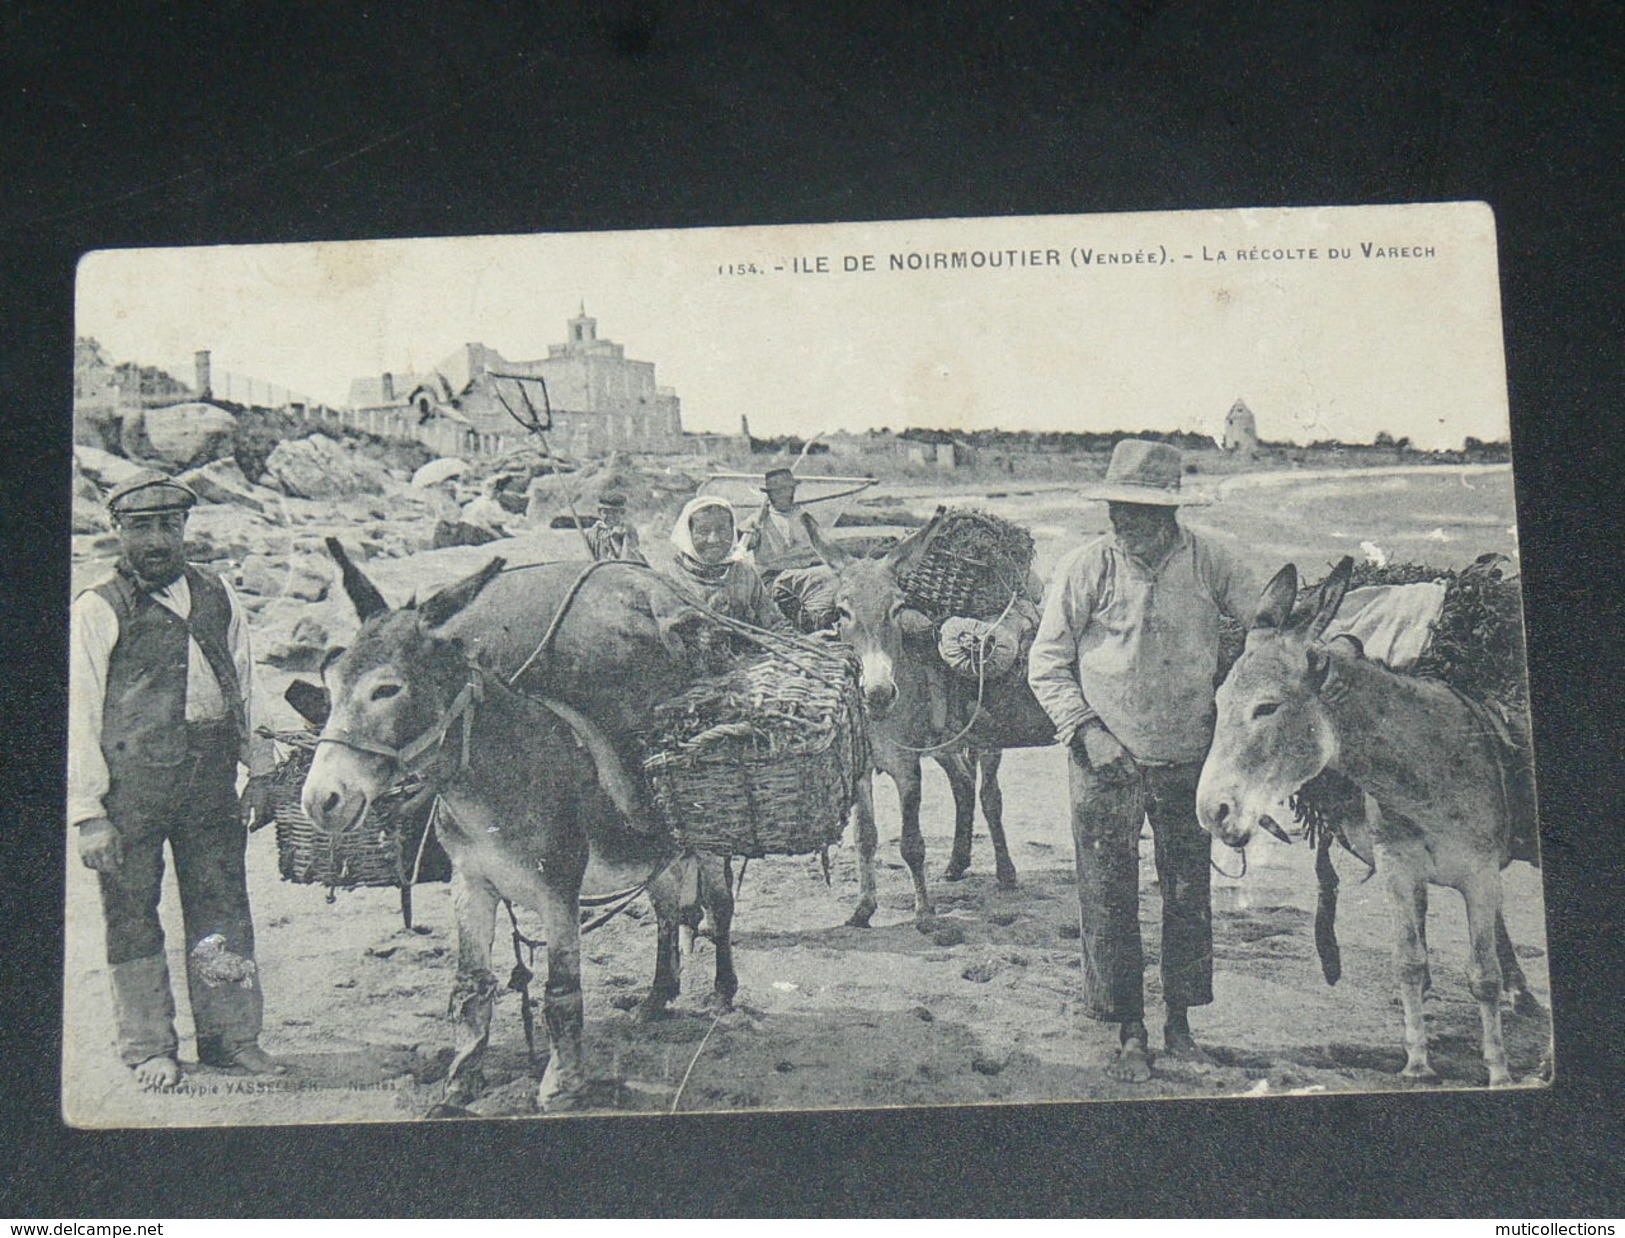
[1079,439,1210,506]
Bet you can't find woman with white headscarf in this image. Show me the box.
[668,495,789,632]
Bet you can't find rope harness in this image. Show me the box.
[881,585,1021,757]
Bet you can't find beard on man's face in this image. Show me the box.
[119,527,187,588]
[127,550,185,588]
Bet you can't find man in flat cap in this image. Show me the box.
[586,491,646,564]
[69,473,282,1088]
[743,468,823,582]
[1028,440,1258,1081]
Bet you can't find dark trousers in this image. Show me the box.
[1069,750,1213,1024]
[99,724,262,1065]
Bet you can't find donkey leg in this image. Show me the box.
[444,870,501,1108]
[846,773,879,928]
[1379,844,1437,1082]
[897,760,935,918]
[937,750,977,881]
[978,750,1017,889]
[639,855,692,1021]
[1463,871,1513,1087]
[535,876,589,1111]
[1496,912,1542,1016]
[699,854,738,1012]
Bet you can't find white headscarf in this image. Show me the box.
[670,495,746,566]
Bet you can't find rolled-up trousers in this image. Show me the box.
[98,722,262,1066]
[1069,749,1213,1024]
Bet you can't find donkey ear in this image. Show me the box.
[1304,556,1355,640]
[1253,564,1298,631]
[327,537,390,621]
[802,510,852,570]
[1306,646,1334,692]
[283,678,331,728]
[883,505,946,577]
[420,557,506,630]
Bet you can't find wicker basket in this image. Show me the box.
[266,734,446,889]
[900,508,1035,620]
[643,642,868,858]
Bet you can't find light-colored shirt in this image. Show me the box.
[1027,527,1258,763]
[68,572,273,825]
[746,502,821,573]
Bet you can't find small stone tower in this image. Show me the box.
[1223,399,1258,453]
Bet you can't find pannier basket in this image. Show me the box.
[265,732,447,890]
[643,642,869,858]
[900,508,1035,621]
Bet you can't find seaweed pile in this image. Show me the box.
[900,508,1036,620]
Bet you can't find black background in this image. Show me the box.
[3,2,1621,1218]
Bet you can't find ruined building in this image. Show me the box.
[347,308,684,458]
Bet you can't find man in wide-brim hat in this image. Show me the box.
[69,472,283,1089]
[743,466,824,580]
[1028,439,1255,1081]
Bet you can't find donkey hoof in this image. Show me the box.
[702,988,735,1016]
[423,1101,478,1121]
[943,861,970,882]
[1399,1063,1440,1085]
[1511,990,1544,1018]
[846,897,877,929]
[995,867,1019,890]
[634,996,673,1024]
[537,1080,591,1114]
[442,1072,484,1108]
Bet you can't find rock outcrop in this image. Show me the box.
[74,444,152,491]
[177,459,285,516]
[264,433,394,499]
[137,403,239,469]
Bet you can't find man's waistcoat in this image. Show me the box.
[754,506,820,572]
[91,565,238,776]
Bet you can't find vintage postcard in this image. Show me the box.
[66,202,1549,1127]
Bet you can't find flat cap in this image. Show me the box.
[107,472,198,516]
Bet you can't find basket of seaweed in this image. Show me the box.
[265,732,450,890]
[899,508,1035,621]
[1281,555,1536,860]
[643,641,869,858]
[1216,554,1528,704]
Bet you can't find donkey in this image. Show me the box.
[1196,557,1536,1086]
[302,549,716,1112]
[802,512,1052,924]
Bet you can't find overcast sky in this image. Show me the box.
[77,203,1510,450]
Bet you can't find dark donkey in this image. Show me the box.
[303,545,732,1111]
[803,512,1054,924]
[1196,558,1539,1086]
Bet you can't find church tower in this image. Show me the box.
[566,302,598,350]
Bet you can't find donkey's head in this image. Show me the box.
[804,508,943,720]
[301,539,504,836]
[1196,557,1354,849]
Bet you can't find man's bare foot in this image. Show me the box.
[1162,1024,1215,1067]
[132,1054,181,1090]
[203,1043,286,1075]
[1105,1040,1153,1082]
